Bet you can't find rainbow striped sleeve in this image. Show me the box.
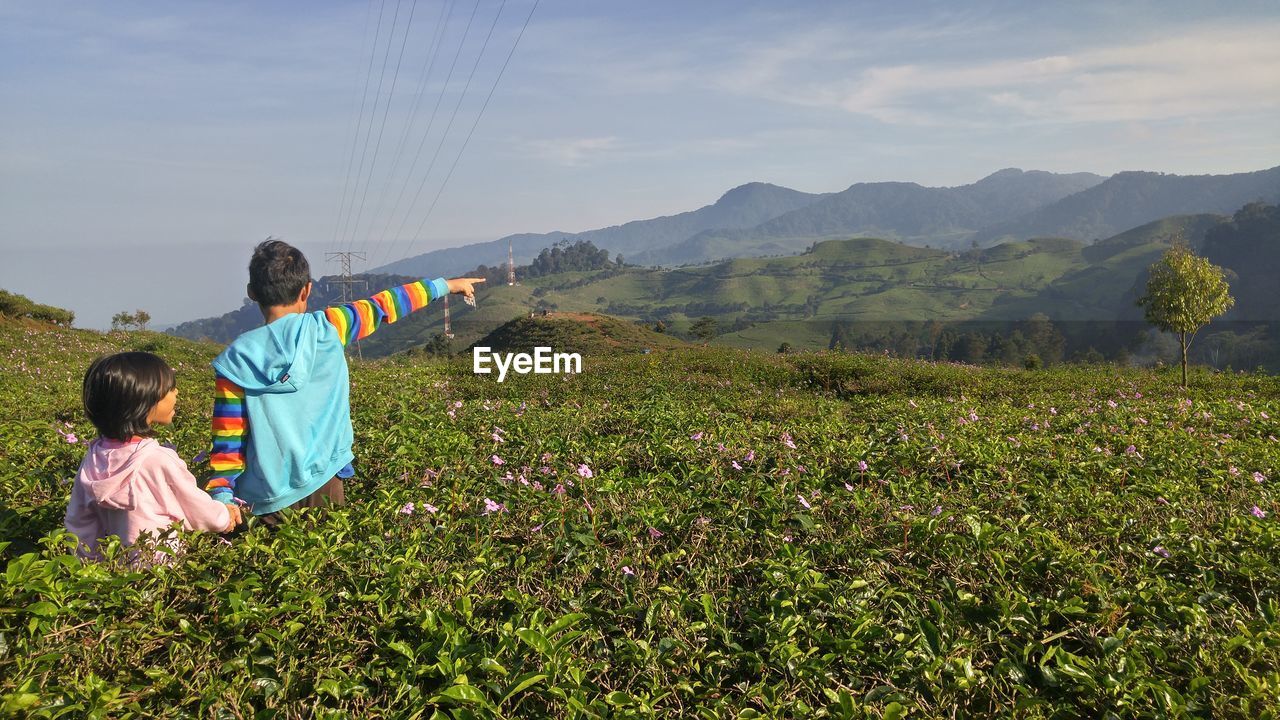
[205,374,247,501]
[323,278,448,346]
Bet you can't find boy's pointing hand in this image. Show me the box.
[447,277,487,299]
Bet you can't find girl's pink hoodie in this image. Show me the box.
[63,437,232,560]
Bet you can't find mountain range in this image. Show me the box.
[374,165,1279,274]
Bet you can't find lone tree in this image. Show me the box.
[111,309,152,331]
[689,316,718,343]
[1136,243,1234,386]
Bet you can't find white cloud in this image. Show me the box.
[720,22,1280,127]
[526,136,622,166]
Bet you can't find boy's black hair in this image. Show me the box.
[83,352,177,441]
[248,238,312,307]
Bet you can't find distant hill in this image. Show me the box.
[375,182,828,278]
[635,169,1105,264]
[971,166,1280,246]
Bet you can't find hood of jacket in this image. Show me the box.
[78,438,164,510]
[212,312,326,393]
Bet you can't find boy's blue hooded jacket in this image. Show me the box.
[211,311,353,515]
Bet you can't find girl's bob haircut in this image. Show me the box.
[83,352,177,441]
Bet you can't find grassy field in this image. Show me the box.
[2,318,1279,718]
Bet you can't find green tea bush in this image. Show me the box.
[1,322,1278,718]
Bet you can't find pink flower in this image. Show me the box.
[424,503,439,514]
[744,450,755,462]
[781,433,796,449]
[931,505,942,517]
[648,527,663,540]
[621,566,635,576]
[1153,546,1170,558]
[844,482,854,492]
[690,432,704,441]
[797,494,811,509]
[782,534,793,542]
[1251,505,1267,519]
[491,455,505,466]
[1156,496,1168,505]
[857,461,868,473]
[1253,471,1267,484]
[65,433,78,444]
[482,498,506,515]
[1107,400,1118,408]
[530,524,543,533]
[1229,466,1241,477]
[576,464,593,479]
[731,461,743,471]
[399,502,415,515]
[552,484,566,496]
[492,433,504,444]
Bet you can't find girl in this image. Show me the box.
[64,352,240,562]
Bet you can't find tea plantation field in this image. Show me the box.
[2,318,1279,718]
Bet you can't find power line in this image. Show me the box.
[330,0,384,256]
[400,0,539,262]
[345,0,420,253]
[338,0,403,251]
[366,0,484,267]
[374,0,513,268]
[355,0,457,258]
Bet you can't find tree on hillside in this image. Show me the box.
[689,316,718,343]
[111,309,152,331]
[1137,243,1234,386]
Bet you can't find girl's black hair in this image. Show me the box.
[248,238,312,307]
[82,352,177,441]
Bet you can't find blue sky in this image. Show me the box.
[2,0,1278,328]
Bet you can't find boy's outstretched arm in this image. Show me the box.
[323,277,485,346]
[204,373,247,503]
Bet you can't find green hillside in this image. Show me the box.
[467,313,688,357]
[3,317,1280,716]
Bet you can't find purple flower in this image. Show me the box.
[482,498,507,515]
[1153,546,1170,558]
[731,461,743,471]
[899,504,914,513]
[577,464,593,479]
[858,460,868,473]
[424,503,439,514]
[931,505,942,517]
[399,502,415,515]
[781,433,796,449]
[744,450,755,462]
[552,484,566,496]
[844,482,854,492]
[648,527,664,540]
[1156,496,1168,505]
[530,523,543,533]
[492,433,504,444]
[1107,400,1118,409]
[1253,471,1267,484]
[1251,505,1267,519]
[1229,466,1241,477]
[621,566,635,576]
[191,450,209,464]
[797,494,811,509]
[65,433,78,444]
[690,432,704,441]
[491,455,505,466]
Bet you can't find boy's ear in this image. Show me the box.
[298,282,312,304]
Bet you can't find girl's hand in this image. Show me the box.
[446,277,486,299]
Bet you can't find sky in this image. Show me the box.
[2,0,1278,329]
